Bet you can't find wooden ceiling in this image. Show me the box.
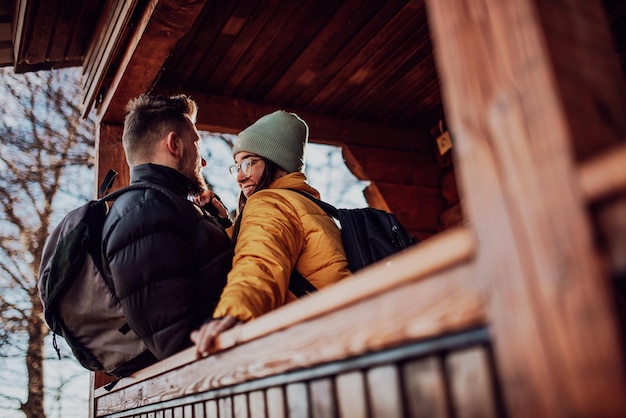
[1,0,625,136]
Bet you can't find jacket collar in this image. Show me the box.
[130,163,192,197]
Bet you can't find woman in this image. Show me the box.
[191,111,351,357]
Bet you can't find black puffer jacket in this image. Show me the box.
[102,163,232,373]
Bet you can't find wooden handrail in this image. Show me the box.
[95,225,476,397]
[579,142,626,201]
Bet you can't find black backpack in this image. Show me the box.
[38,172,191,376]
[287,190,418,297]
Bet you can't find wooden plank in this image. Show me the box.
[46,1,79,60]
[286,382,309,418]
[446,348,497,418]
[64,1,104,59]
[536,1,626,160]
[170,90,434,153]
[402,356,449,418]
[97,0,208,124]
[233,394,249,418]
[366,365,404,418]
[82,0,138,117]
[373,182,446,233]
[309,378,336,418]
[96,123,128,192]
[343,144,440,186]
[205,0,278,93]
[217,2,338,99]
[217,0,300,98]
[578,141,626,202]
[237,1,341,101]
[383,55,440,122]
[248,391,266,418]
[426,0,626,416]
[189,0,263,88]
[94,253,484,415]
[336,372,368,418]
[292,0,409,109]
[218,396,233,418]
[439,203,463,230]
[266,387,286,418]
[159,0,241,90]
[206,400,218,418]
[337,4,431,116]
[264,0,384,104]
[193,402,205,418]
[440,169,459,205]
[308,0,422,110]
[14,0,57,65]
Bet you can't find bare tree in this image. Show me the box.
[0,67,94,418]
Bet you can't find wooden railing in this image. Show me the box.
[579,142,626,201]
[92,226,480,416]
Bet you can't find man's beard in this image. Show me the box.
[180,159,207,194]
[188,172,207,194]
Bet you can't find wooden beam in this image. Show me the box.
[156,90,434,152]
[535,1,626,160]
[579,142,626,202]
[95,0,208,124]
[343,144,440,186]
[81,0,139,117]
[95,123,128,192]
[94,226,476,398]
[426,0,626,416]
[11,0,31,70]
[373,181,445,233]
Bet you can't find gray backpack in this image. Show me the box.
[38,177,189,376]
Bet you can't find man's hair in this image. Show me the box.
[122,94,198,166]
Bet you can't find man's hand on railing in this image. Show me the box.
[190,315,242,358]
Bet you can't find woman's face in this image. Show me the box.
[231,152,266,197]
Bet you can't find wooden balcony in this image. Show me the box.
[90,143,626,417]
[4,0,625,416]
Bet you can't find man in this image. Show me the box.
[101,94,232,376]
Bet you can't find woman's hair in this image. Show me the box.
[231,158,282,244]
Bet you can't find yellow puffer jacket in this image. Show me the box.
[213,173,351,322]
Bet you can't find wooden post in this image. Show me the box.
[425,0,626,416]
[95,123,129,192]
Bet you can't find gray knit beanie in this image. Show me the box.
[232,110,309,173]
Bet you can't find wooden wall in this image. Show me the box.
[342,130,447,241]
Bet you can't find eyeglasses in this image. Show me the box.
[229,158,263,179]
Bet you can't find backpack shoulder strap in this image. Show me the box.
[283,189,343,298]
[286,189,339,219]
[101,182,193,220]
[97,170,201,225]
[99,169,119,197]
